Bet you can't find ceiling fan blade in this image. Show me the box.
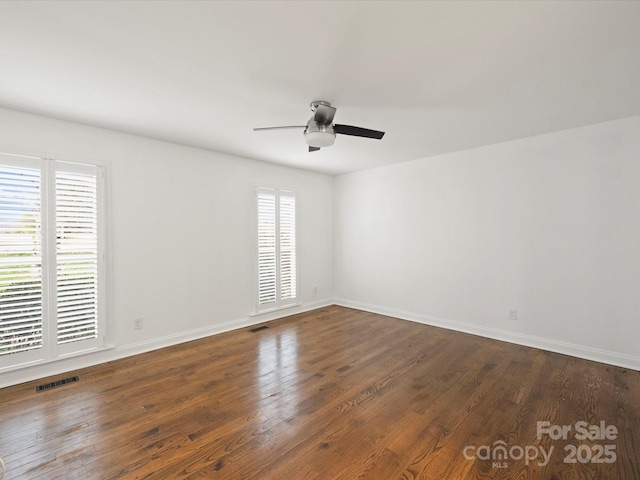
[253,125,306,131]
[313,104,336,125]
[309,146,321,152]
[334,124,385,139]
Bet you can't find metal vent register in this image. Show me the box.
[35,375,79,393]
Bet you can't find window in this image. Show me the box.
[0,153,105,371]
[256,188,297,312]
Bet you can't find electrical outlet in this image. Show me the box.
[508,309,518,321]
[134,317,143,330]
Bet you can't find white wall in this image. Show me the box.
[0,107,333,387]
[334,115,640,370]
[2,108,638,387]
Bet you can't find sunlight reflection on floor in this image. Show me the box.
[256,328,300,428]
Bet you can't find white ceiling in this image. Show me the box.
[1,1,639,175]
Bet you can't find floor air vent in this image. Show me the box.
[35,375,79,393]
[250,325,269,333]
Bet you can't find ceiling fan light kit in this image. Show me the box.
[304,120,336,148]
[254,100,385,152]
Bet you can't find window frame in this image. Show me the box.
[254,186,298,314]
[0,152,108,373]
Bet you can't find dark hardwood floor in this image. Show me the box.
[0,305,638,479]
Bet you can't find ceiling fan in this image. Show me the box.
[254,101,385,152]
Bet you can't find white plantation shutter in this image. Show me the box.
[56,170,99,344]
[256,188,297,312]
[257,191,277,307]
[279,193,296,303]
[0,154,105,371]
[0,163,43,357]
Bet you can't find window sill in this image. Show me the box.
[250,302,301,317]
[0,343,115,375]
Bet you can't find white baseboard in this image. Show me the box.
[0,299,333,389]
[333,298,640,372]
